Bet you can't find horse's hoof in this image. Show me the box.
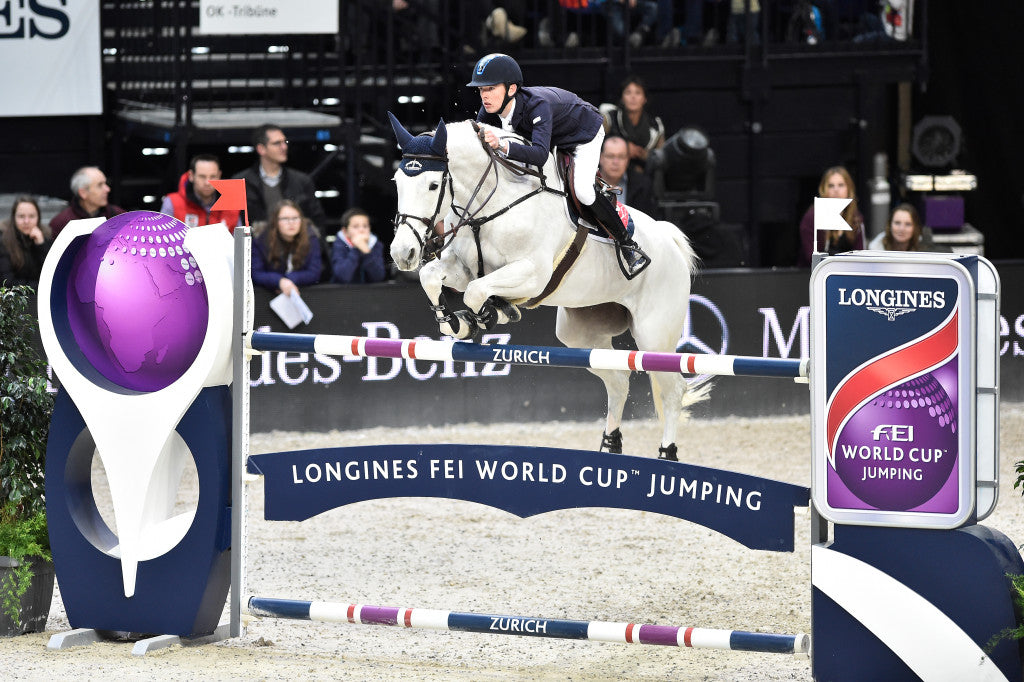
[451,311,479,340]
[487,296,521,324]
[657,444,678,461]
[600,428,623,454]
[474,303,499,331]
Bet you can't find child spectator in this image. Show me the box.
[331,207,387,284]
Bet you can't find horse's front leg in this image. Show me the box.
[418,258,475,339]
[463,259,541,329]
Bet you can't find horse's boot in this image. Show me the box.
[589,193,651,280]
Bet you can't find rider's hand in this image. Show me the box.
[484,128,507,154]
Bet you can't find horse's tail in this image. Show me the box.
[666,221,701,281]
[649,374,713,423]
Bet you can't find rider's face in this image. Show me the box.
[479,84,515,116]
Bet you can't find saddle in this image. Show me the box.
[555,150,635,241]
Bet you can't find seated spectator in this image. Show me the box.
[599,135,660,219]
[251,200,323,296]
[160,154,240,232]
[727,0,760,45]
[331,207,387,284]
[600,76,665,173]
[798,165,864,266]
[868,203,922,252]
[234,124,329,231]
[50,166,125,239]
[0,195,51,288]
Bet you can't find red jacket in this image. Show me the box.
[164,172,240,232]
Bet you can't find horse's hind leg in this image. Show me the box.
[629,307,689,460]
[556,304,630,453]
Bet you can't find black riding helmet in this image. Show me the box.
[467,54,523,115]
[466,53,523,87]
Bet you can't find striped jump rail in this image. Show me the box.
[245,596,810,655]
[248,332,808,380]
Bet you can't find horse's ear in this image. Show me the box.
[388,111,414,149]
[431,118,447,153]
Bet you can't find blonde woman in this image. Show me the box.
[798,166,864,266]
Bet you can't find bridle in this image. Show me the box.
[392,151,455,262]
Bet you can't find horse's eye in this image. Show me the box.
[429,182,440,191]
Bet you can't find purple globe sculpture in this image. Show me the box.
[65,211,210,392]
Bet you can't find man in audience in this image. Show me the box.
[49,166,125,238]
[160,153,240,232]
[233,124,329,231]
[599,135,660,219]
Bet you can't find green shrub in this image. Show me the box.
[0,285,54,623]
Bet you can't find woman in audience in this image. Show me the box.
[331,207,387,284]
[251,200,322,295]
[600,75,665,173]
[868,203,923,251]
[0,195,51,288]
[798,165,864,266]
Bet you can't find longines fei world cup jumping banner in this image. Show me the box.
[810,253,999,530]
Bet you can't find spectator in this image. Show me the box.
[49,166,125,239]
[868,202,922,251]
[607,0,659,47]
[251,200,323,296]
[331,207,387,284]
[727,0,760,45]
[600,75,665,173]
[798,165,864,266]
[160,154,240,232]
[599,135,660,218]
[233,124,329,231]
[0,195,50,288]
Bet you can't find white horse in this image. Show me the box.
[388,114,707,460]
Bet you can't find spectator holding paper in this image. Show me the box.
[251,200,322,295]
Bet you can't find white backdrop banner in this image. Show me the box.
[198,0,339,35]
[0,1,101,117]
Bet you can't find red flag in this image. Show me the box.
[210,179,249,227]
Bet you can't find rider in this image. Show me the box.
[468,53,652,278]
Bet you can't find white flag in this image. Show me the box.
[813,197,853,232]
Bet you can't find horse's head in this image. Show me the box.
[389,112,452,271]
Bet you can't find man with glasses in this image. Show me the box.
[233,123,329,230]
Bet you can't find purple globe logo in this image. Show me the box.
[64,211,210,392]
[833,372,958,511]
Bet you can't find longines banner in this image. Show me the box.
[0,1,101,117]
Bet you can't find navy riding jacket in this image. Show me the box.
[476,86,603,168]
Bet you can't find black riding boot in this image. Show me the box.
[589,193,651,279]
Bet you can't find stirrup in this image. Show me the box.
[600,428,623,454]
[657,444,678,461]
[615,241,651,280]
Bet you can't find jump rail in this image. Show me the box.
[248,331,809,380]
[245,596,811,656]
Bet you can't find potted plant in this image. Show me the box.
[0,285,55,635]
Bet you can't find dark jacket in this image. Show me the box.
[162,171,240,231]
[233,164,329,230]
[49,198,125,239]
[0,228,50,287]
[331,233,387,284]
[476,86,604,167]
[615,167,660,219]
[251,230,323,291]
